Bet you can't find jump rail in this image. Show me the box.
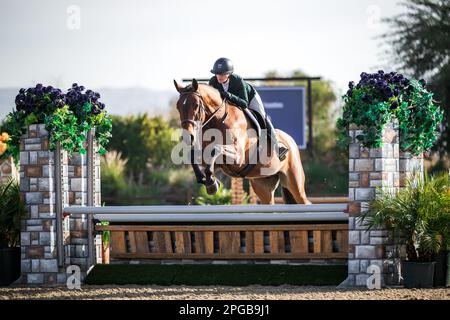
[63,204,348,214]
[63,204,348,222]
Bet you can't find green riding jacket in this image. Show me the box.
[209,74,256,109]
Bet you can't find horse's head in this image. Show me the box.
[173,79,204,145]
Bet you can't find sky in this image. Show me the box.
[0,0,404,95]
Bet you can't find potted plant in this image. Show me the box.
[0,83,112,164]
[0,178,26,286]
[359,172,450,288]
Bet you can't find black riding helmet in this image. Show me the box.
[211,57,234,75]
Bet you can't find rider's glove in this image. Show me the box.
[220,91,231,101]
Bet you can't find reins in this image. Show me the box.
[179,91,227,129]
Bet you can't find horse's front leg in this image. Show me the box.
[191,148,206,185]
[204,145,223,195]
[192,163,206,185]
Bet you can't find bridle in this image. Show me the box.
[179,91,227,129]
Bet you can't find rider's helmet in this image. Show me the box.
[211,58,234,75]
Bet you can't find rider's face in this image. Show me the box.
[216,73,230,84]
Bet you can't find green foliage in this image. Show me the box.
[0,84,112,161]
[337,73,443,155]
[194,183,247,205]
[107,114,178,184]
[142,168,196,198]
[397,80,444,154]
[100,151,128,197]
[1,112,26,164]
[303,159,348,195]
[94,112,113,156]
[0,178,26,248]
[99,221,110,252]
[359,171,450,262]
[100,156,198,205]
[44,105,85,155]
[381,0,450,156]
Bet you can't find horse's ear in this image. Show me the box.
[192,79,198,91]
[173,79,184,93]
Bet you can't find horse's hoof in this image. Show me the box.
[206,180,220,195]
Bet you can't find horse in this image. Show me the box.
[173,79,311,205]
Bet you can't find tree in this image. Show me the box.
[381,0,450,157]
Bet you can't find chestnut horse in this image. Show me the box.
[174,79,310,205]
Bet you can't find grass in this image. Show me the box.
[84,264,347,286]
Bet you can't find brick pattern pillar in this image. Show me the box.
[67,146,89,276]
[19,124,67,285]
[0,156,18,184]
[93,139,102,207]
[248,184,258,204]
[92,139,102,264]
[66,137,102,275]
[399,152,423,187]
[346,121,400,287]
[231,177,245,204]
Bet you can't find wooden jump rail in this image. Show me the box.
[96,223,349,260]
[64,204,349,262]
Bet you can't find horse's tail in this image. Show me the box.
[281,187,297,204]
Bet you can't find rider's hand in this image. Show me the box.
[220,91,231,101]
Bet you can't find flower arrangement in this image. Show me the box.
[0,132,10,157]
[0,83,112,162]
[336,71,443,155]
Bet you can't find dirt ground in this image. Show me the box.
[0,285,449,300]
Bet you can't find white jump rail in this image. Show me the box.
[63,204,348,222]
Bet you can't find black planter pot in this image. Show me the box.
[403,261,435,288]
[434,250,448,287]
[447,252,450,287]
[0,247,21,286]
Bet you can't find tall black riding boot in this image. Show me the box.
[265,115,288,161]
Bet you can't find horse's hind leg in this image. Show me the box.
[249,175,279,204]
[279,157,311,205]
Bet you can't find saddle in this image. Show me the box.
[242,108,265,138]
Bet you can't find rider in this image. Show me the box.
[208,57,288,161]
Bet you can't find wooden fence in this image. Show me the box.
[96,223,348,261]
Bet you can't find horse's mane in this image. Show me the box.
[180,82,222,108]
[199,83,219,96]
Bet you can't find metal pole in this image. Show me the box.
[87,128,95,266]
[64,203,348,214]
[55,142,64,267]
[182,77,321,82]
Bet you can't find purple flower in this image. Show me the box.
[390,100,398,109]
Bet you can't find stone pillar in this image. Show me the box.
[0,156,18,184]
[93,139,103,264]
[248,184,258,204]
[399,152,423,187]
[93,139,102,208]
[67,148,89,277]
[66,136,102,277]
[19,124,67,285]
[345,121,400,287]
